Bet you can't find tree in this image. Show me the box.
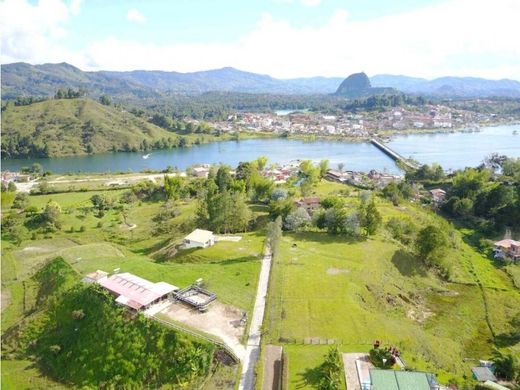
[492,349,518,381]
[99,94,112,106]
[164,175,185,200]
[452,168,491,199]
[319,159,330,178]
[284,207,311,231]
[415,225,448,267]
[271,188,288,201]
[266,216,282,254]
[31,163,43,175]
[338,163,345,173]
[215,166,232,192]
[90,194,111,215]
[42,201,62,230]
[360,200,382,236]
[317,346,343,390]
[269,198,295,220]
[254,156,268,171]
[12,193,29,209]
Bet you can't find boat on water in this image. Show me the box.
[142,153,151,159]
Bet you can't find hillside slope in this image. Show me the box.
[1,98,179,158]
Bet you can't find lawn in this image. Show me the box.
[265,184,520,385]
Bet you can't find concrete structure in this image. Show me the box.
[493,239,520,262]
[369,369,440,390]
[471,366,498,382]
[98,272,178,311]
[183,229,215,249]
[82,270,108,283]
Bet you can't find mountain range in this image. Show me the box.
[2,62,520,99]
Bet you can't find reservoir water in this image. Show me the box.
[2,125,519,174]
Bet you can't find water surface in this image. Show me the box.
[2,125,519,174]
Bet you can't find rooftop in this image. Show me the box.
[184,228,214,243]
[494,239,520,248]
[471,366,497,382]
[369,369,434,390]
[98,272,178,310]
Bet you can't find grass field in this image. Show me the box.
[264,184,520,387]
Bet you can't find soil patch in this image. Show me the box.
[327,267,349,275]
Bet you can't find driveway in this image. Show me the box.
[238,250,273,390]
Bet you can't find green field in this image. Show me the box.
[265,186,520,387]
[1,184,266,389]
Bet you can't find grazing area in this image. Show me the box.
[265,182,520,387]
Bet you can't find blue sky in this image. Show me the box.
[1,0,519,79]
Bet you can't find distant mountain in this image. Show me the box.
[1,98,179,158]
[2,62,520,98]
[335,72,396,97]
[371,74,520,97]
[1,62,160,100]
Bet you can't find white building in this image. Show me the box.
[183,229,215,249]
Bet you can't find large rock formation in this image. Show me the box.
[335,72,396,97]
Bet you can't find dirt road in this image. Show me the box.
[238,249,272,390]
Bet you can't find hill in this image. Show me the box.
[1,98,180,158]
[371,74,520,97]
[3,62,520,98]
[335,72,396,97]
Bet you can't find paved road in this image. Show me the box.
[238,250,273,390]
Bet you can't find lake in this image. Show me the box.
[2,125,519,174]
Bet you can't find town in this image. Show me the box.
[206,102,515,138]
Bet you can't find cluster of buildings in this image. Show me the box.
[83,268,216,312]
[208,104,501,138]
[326,168,402,189]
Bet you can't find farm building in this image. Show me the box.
[96,272,178,311]
[493,239,520,262]
[295,197,321,215]
[369,369,440,390]
[183,229,215,249]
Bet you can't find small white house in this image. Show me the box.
[183,229,215,249]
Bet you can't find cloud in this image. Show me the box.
[301,0,321,6]
[126,8,146,24]
[0,0,82,65]
[2,0,519,80]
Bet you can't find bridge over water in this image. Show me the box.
[370,138,419,170]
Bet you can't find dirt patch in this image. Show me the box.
[406,308,434,323]
[1,289,11,312]
[263,345,282,390]
[327,267,349,275]
[161,301,246,358]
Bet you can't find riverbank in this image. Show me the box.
[2,124,519,175]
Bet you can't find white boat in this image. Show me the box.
[142,153,151,159]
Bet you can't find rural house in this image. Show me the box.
[295,197,321,215]
[493,239,520,262]
[94,271,178,311]
[183,229,215,249]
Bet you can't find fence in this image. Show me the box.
[278,337,374,346]
[152,315,240,362]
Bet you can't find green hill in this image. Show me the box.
[1,98,181,158]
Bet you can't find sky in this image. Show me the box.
[1,0,519,80]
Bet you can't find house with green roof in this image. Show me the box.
[369,369,440,390]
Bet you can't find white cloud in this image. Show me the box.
[301,0,321,6]
[2,0,520,80]
[126,8,146,24]
[0,0,82,65]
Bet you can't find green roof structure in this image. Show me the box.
[370,369,436,390]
